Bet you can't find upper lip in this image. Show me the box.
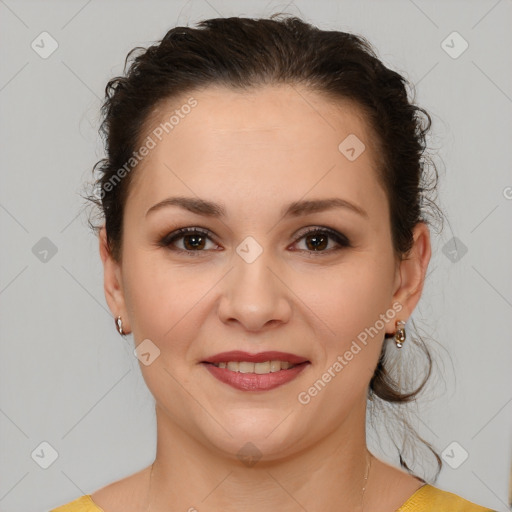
[202,351,309,365]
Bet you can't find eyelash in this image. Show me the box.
[158,226,351,257]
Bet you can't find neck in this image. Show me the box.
[146,401,373,512]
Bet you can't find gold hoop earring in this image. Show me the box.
[115,315,125,336]
[394,320,406,348]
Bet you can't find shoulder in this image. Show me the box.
[54,465,152,512]
[49,495,104,512]
[49,466,150,512]
[397,483,496,512]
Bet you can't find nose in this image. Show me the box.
[217,249,292,333]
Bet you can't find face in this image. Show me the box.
[100,84,430,462]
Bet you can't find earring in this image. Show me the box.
[394,320,406,348]
[115,315,125,336]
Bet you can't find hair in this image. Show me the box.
[85,14,444,481]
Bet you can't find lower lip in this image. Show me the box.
[202,362,309,391]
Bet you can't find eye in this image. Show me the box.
[159,226,351,256]
[159,227,219,256]
[291,227,351,255]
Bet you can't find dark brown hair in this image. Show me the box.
[85,14,443,481]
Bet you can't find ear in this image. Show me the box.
[99,225,130,333]
[386,222,431,335]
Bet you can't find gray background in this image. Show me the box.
[1,0,511,511]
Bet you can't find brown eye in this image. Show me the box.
[181,233,207,250]
[304,232,329,251]
[159,227,217,255]
[293,227,351,254]
[159,226,350,257]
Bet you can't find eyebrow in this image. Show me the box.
[145,196,368,219]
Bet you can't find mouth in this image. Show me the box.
[201,351,310,391]
[204,360,303,374]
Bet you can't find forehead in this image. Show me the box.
[126,84,386,221]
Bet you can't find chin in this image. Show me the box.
[198,411,308,463]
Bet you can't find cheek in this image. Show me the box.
[121,246,208,345]
[121,250,206,398]
[299,253,395,357]
[293,262,393,415]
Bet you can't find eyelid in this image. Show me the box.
[294,225,350,243]
[159,225,351,254]
[159,227,219,248]
[290,226,351,251]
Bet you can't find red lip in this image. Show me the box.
[203,362,308,391]
[202,351,309,364]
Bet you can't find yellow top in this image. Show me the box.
[50,483,496,511]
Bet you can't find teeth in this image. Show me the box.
[269,360,282,372]
[211,360,297,374]
[239,361,255,374]
[254,361,270,374]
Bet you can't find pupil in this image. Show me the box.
[184,235,205,250]
[307,234,327,251]
[182,233,329,251]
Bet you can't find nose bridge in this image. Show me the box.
[218,241,291,331]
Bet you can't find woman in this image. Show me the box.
[51,15,495,512]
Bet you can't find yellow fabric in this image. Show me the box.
[50,484,496,511]
[395,484,495,511]
[50,495,102,512]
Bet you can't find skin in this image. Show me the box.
[96,84,430,512]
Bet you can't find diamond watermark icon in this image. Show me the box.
[442,441,469,469]
[338,134,366,162]
[442,236,468,263]
[441,31,468,59]
[31,441,59,469]
[237,442,262,467]
[32,237,58,263]
[134,339,161,366]
[236,236,263,264]
[31,31,59,59]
